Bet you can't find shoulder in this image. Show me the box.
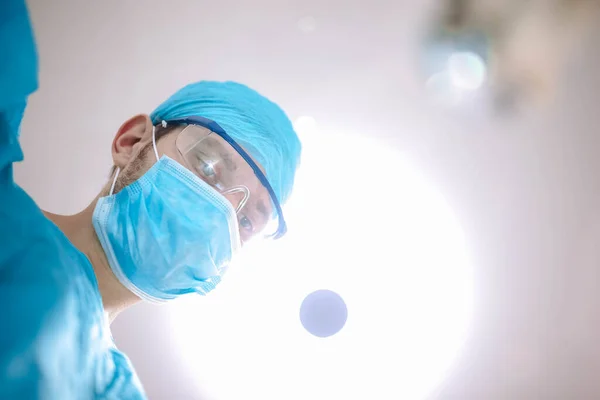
[0,181,100,319]
[0,187,104,398]
[0,183,96,287]
[98,348,148,400]
[0,187,147,399]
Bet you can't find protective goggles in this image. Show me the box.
[165,116,287,242]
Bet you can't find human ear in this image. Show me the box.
[111,114,153,169]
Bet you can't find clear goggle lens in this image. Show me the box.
[175,124,280,242]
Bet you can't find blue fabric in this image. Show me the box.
[150,81,302,206]
[93,155,241,302]
[0,1,146,398]
[0,0,38,111]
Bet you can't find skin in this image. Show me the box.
[44,114,271,322]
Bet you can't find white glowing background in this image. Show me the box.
[169,122,473,400]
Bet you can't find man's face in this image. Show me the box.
[110,119,273,243]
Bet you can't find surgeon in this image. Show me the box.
[0,1,301,399]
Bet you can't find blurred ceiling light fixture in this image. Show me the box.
[423,0,600,112]
[169,128,473,400]
[448,51,487,90]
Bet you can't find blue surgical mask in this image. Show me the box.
[92,130,241,302]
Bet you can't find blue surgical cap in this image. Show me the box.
[150,81,301,205]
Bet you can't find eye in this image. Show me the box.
[202,162,216,177]
[239,215,253,232]
[194,158,220,186]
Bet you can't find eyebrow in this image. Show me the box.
[220,152,237,172]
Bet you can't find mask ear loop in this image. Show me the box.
[152,121,165,162]
[109,168,120,196]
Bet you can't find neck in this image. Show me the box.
[44,199,140,323]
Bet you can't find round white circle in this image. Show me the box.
[448,51,487,90]
[170,131,473,400]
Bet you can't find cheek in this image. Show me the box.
[112,144,153,193]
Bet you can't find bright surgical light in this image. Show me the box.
[426,71,463,106]
[293,115,317,136]
[448,51,487,90]
[169,129,473,400]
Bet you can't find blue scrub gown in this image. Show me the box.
[0,2,147,398]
